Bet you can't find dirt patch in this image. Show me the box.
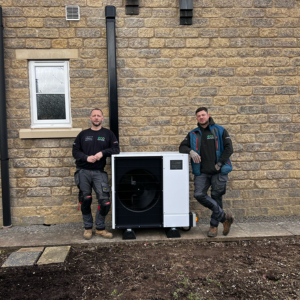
[0,238,299,300]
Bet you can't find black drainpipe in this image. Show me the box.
[105,6,119,141]
[0,6,12,228]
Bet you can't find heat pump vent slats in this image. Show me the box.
[66,6,80,21]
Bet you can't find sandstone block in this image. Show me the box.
[255,180,278,188]
[27,188,51,197]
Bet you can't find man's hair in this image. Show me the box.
[195,107,208,115]
[90,108,103,116]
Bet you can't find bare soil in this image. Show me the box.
[0,238,299,300]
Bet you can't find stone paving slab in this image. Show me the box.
[277,221,300,235]
[17,247,45,252]
[37,246,71,265]
[2,248,44,267]
[237,222,293,237]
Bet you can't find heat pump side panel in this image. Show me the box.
[163,154,190,227]
[112,155,116,229]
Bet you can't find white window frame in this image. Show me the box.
[29,60,72,128]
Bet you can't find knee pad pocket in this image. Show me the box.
[81,195,92,215]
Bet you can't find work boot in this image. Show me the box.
[207,226,218,238]
[95,229,113,239]
[83,229,93,240]
[223,213,234,236]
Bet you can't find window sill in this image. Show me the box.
[19,128,82,139]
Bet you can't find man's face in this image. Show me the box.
[196,110,210,126]
[90,110,104,127]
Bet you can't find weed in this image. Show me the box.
[111,289,117,296]
[178,277,189,288]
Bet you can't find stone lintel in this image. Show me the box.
[19,128,82,139]
[15,49,79,60]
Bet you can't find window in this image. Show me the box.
[29,61,72,128]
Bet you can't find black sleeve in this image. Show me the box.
[72,133,88,162]
[218,129,233,165]
[179,133,191,154]
[101,131,120,157]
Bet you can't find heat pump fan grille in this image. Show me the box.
[118,169,160,212]
[114,156,163,228]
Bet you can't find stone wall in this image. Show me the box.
[0,0,299,226]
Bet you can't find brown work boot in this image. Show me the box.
[223,213,234,236]
[207,226,218,238]
[95,229,113,239]
[83,229,93,240]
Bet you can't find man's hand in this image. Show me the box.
[87,155,97,163]
[215,162,222,171]
[190,150,201,163]
[95,152,103,161]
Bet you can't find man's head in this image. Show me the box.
[90,108,104,128]
[195,107,210,127]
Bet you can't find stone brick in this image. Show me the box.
[210,38,230,48]
[243,9,265,18]
[266,171,289,179]
[24,168,49,177]
[52,187,71,196]
[250,38,273,47]
[253,87,275,94]
[231,180,255,189]
[38,29,59,38]
[38,178,62,187]
[280,124,300,133]
[255,180,278,189]
[27,18,44,27]
[269,114,292,123]
[27,188,51,197]
[186,38,209,48]
[252,18,274,27]
[17,178,38,188]
[200,87,217,96]
[238,106,261,114]
[274,151,298,160]
[274,0,296,7]
[214,0,234,7]
[23,7,48,17]
[26,39,51,48]
[254,0,273,7]
[44,18,68,28]
[276,86,298,95]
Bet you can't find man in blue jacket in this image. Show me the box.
[179,107,234,237]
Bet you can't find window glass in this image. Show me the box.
[29,61,71,128]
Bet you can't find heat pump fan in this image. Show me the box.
[111,152,196,239]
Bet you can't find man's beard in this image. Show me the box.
[92,121,102,127]
[199,120,209,127]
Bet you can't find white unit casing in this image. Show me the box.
[111,152,190,229]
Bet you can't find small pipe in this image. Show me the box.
[0,6,12,228]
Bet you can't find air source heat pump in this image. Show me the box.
[111,152,196,239]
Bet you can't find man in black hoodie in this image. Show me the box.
[179,107,234,237]
[73,108,120,240]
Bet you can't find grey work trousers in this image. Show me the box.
[194,173,228,227]
[74,169,110,230]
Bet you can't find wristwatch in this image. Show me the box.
[217,162,222,167]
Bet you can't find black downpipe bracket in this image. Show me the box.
[105,6,119,141]
[0,6,12,228]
